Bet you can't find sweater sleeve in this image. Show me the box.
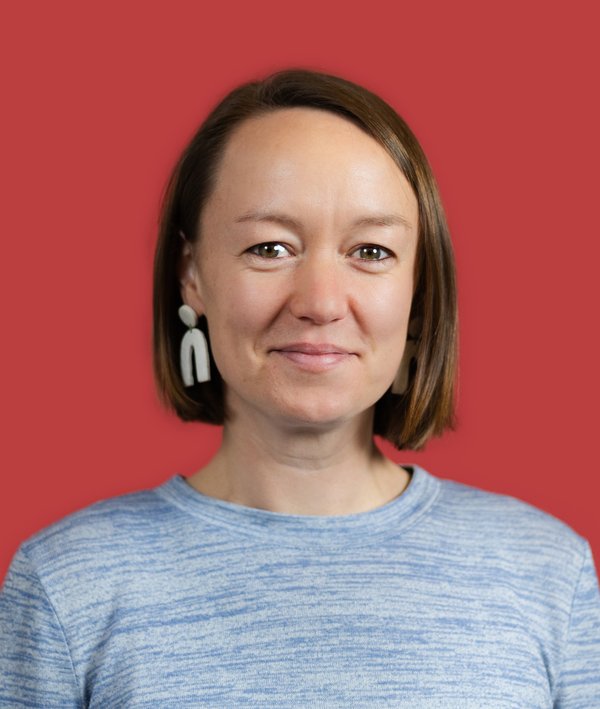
[554,541,600,708]
[0,547,82,708]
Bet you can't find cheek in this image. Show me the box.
[367,278,413,340]
[202,275,286,357]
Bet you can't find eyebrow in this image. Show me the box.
[235,210,413,231]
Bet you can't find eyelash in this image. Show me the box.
[247,242,394,261]
[247,242,292,259]
[349,244,393,261]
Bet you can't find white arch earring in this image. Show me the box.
[178,305,211,386]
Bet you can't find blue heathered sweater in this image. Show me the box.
[1,466,599,708]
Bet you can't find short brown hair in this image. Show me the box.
[153,68,458,450]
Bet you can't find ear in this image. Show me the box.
[179,239,205,315]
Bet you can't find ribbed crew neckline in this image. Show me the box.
[155,465,441,549]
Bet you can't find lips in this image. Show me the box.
[275,343,353,355]
[270,343,356,372]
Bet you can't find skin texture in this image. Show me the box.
[180,108,419,515]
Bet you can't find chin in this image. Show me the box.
[269,394,372,429]
[226,380,380,431]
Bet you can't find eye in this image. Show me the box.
[349,244,393,261]
[247,242,291,259]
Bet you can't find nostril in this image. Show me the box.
[289,290,349,324]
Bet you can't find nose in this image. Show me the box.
[288,253,350,324]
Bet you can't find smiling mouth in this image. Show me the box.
[271,343,356,371]
[277,343,353,355]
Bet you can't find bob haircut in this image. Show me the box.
[153,68,458,450]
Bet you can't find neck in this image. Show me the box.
[186,405,410,516]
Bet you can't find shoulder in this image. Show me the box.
[428,471,589,578]
[17,482,178,583]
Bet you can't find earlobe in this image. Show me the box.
[179,240,205,314]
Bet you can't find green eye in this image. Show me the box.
[250,243,290,258]
[352,245,391,260]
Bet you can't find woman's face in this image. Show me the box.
[181,108,419,428]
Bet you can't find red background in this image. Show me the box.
[1,1,599,581]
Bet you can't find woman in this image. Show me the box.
[1,69,599,707]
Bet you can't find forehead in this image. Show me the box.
[222,107,382,157]
[204,107,418,228]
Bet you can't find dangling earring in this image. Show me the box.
[391,319,420,395]
[178,305,211,386]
